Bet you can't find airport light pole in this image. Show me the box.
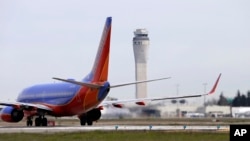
[176,84,180,118]
[203,83,207,116]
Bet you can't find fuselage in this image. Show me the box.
[17,79,110,117]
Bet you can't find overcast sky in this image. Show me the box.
[0,0,250,105]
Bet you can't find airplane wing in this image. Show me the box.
[0,77,171,112]
[101,73,221,108]
[52,77,171,88]
[0,101,52,111]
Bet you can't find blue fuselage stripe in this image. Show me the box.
[17,83,81,105]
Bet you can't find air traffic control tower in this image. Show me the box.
[133,29,149,98]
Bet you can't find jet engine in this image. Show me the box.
[0,106,24,122]
[87,108,101,121]
[78,108,101,126]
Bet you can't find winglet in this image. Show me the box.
[207,73,222,95]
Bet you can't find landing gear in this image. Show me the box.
[26,116,48,127]
[87,118,93,126]
[79,109,101,126]
[80,115,87,126]
[35,116,47,126]
[80,114,93,126]
[26,117,33,126]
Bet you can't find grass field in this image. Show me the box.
[0,131,229,141]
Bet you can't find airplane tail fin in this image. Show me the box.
[86,17,112,82]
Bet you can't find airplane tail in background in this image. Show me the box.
[88,17,112,82]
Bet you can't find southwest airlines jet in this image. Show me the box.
[0,17,221,126]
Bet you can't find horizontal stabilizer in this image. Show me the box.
[52,77,103,89]
[110,77,171,88]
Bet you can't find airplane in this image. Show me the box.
[0,17,221,126]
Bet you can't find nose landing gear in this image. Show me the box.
[26,116,33,126]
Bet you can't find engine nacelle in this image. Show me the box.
[0,106,24,122]
[78,108,102,121]
[87,108,101,121]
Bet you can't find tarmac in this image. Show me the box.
[0,125,229,133]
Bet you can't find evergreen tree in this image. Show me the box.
[217,92,229,106]
[241,94,247,106]
[232,90,241,107]
[247,91,250,106]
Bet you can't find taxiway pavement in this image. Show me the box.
[0,125,229,133]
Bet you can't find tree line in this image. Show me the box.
[207,90,250,106]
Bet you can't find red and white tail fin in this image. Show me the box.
[87,17,112,82]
